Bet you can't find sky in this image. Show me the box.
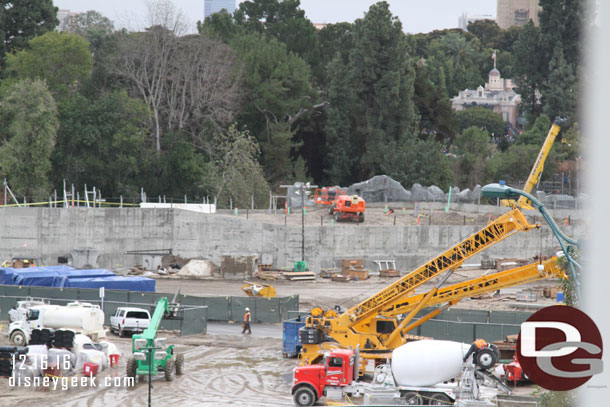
[52,0,497,34]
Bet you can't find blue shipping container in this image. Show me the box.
[282,318,305,358]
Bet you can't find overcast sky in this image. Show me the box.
[53,0,496,34]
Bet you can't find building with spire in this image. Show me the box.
[451,57,521,130]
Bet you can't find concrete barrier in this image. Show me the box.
[0,207,585,272]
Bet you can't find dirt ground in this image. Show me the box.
[155,270,560,312]
[216,202,578,228]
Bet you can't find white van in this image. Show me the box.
[110,307,151,337]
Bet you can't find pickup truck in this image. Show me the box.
[110,307,151,337]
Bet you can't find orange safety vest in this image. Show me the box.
[244,311,251,322]
[474,339,488,349]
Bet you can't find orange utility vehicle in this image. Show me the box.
[331,195,366,223]
[314,187,347,214]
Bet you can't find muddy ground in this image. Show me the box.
[0,326,295,407]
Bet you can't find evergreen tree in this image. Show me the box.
[542,45,577,119]
[512,21,543,118]
[325,2,417,184]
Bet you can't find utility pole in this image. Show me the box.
[280,182,317,268]
[301,184,305,261]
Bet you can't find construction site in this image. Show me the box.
[0,118,587,407]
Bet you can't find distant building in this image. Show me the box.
[57,9,78,31]
[204,0,236,19]
[451,61,521,129]
[496,0,542,29]
[458,13,495,30]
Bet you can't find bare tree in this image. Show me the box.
[165,35,242,150]
[113,0,241,152]
[112,0,186,151]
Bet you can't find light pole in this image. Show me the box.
[481,183,582,302]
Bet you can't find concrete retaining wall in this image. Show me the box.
[0,207,585,272]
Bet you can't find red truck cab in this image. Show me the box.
[291,349,356,406]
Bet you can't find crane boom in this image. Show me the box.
[342,207,536,325]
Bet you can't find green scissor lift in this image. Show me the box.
[126,296,185,381]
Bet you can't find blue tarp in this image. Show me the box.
[0,265,77,285]
[64,276,156,292]
[13,268,116,287]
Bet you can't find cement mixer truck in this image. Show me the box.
[291,340,508,406]
[8,301,106,346]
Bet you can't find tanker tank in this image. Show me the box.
[32,302,105,333]
[391,340,470,386]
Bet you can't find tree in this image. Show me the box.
[233,0,318,66]
[203,125,269,207]
[165,34,242,149]
[113,26,176,152]
[517,114,551,145]
[385,136,454,190]
[0,0,58,58]
[542,45,577,119]
[51,91,151,197]
[413,64,456,143]
[455,108,505,139]
[113,0,187,152]
[512,21,543,119]
[454,126,490,188]
[0,79,59,200]
[231,32,315,185]
[60,10,114,50]
[325,2,417,184]
[467,20,501,49]
[425,32,484,97]
[5,31,92,102]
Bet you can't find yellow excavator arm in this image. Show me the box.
[502,116,568,209]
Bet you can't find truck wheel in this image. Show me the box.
[164,358,176,381]
[429,393,452,405]
[475,348,498,370]
[293,387,315,406]
[175,354,185,375]
[334,212,341,222]
[402,392,423,405]
[358,213,364,223]
[10,330,26,346]
[118,326,124,338]
[126,357,137,379]
[329,204,335,215]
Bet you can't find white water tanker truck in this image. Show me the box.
[8,301,106,346]
[291,340,508,406]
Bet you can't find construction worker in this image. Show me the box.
[463,338,488,362]
[242,307,252,334]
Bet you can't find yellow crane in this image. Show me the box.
[297,117,571,373]
[298,207,544,372]
[501,116,568,209]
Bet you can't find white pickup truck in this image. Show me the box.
[110,307,151,337]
